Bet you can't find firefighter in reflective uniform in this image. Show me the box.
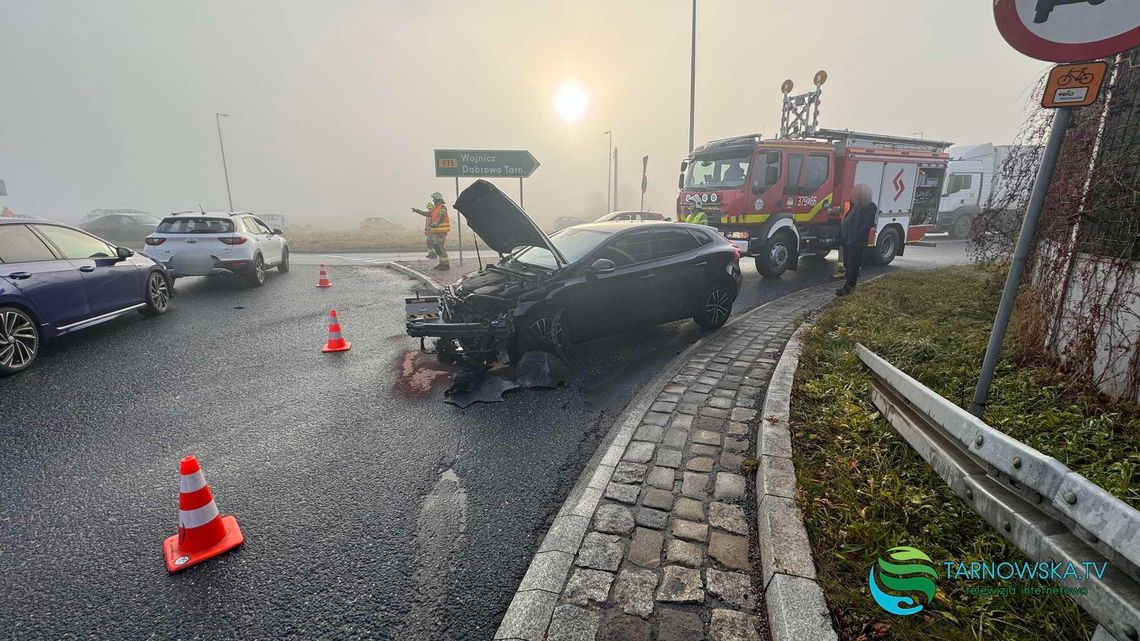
[412,192,451,271]
[683,204,708,225]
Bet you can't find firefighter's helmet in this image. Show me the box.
[431,192,444,203]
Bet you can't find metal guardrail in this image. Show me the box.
[856,344,1140,641]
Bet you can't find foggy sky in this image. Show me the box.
[0,0,1050,229]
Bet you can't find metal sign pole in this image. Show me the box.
[455,176,462,268]
[970,106,1072,418]
[519,177,524,209]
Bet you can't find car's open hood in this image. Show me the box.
[454,180,567,266]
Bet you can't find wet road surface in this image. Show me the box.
[0,240,968,639]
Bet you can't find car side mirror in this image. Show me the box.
[272,228,283,235]
[115,246,134,259]
[590,258,616,274]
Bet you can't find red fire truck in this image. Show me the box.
[677,76,951,277]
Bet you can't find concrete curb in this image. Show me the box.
[493,286,837,641]
[384,261,445,294]
[753,274,890,641]
[755,320,839,641]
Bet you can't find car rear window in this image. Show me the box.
[0,224,57,263]
[156,217,234,234]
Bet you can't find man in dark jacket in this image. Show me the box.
[837,184,877,296]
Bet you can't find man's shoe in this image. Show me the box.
[836,286,852,296]
[433,263,450,271]
[426,253,436,259]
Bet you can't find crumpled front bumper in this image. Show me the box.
[404,294,515,341]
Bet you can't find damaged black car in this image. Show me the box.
[406,179,742,365]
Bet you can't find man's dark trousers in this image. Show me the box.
[843,243,864,290]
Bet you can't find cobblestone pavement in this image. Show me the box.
[499,282,838,641]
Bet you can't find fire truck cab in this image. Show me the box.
[677,129,950,277]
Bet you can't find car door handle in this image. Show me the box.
[6,271,31,280]
[694,261,708,267]
[640,273,656,280]
[79,265,96,273]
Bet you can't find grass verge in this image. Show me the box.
[789,265,1138,640]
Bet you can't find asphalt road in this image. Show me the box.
[0,239,969,640]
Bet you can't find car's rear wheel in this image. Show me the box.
[278,246,290,273]
[0,307,39,375]
[693,282,735,329]
[247,254,266,287]
[139,272,171,317]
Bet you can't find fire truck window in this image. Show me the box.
[684,154,751,189]
[787,154,804,189]
[803,155,829,191]
[754,152,781,191]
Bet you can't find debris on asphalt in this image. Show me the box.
[444,373,518,408]
[515,350,570,389]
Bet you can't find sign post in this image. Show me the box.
[971,1,1134,418]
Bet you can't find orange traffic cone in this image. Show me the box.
[163,456,244,572]
[322,309,351,353]
[316,264,332,288]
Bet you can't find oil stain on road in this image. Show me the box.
[395,349,454,398]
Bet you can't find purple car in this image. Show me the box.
[0,218,172,374]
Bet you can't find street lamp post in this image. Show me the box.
[215,113,234,211]
[605,130,613,213]
[688,0,697,152]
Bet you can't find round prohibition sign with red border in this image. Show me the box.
[994,0,1140,62]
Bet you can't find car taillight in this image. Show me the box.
[144,237,165,246]
[732,246,741,262]
[219,236,248,245]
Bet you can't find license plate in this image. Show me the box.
[405,296,440,321]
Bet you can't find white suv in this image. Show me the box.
[142,212,289,286]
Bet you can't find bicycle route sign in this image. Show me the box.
[433,149,540,178]
[993,0,1140,63]
[1042,60,1109,107]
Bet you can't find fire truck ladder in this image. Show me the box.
[812,128,953,152]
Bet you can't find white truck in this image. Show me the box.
[936,143,1015,239]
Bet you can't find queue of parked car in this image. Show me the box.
[0,210,291,374]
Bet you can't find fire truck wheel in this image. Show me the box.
[755,233,794,277]
[871,227,900,266]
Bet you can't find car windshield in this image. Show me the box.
[156,217,235,233]
[513,227,612,269]
[684,153,752,189]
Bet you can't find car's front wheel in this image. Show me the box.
[0,306,40,375]
[247,254,266,287]
[513,309,569,360]
[693,282,735,329]
[278,246,290,273]
[139,272,171,317]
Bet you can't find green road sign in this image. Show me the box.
[433,149,540,178]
